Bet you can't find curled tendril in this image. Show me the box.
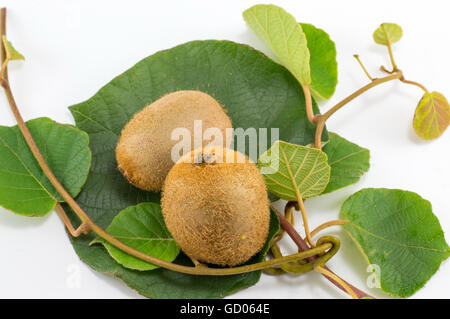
[265,235,340,275]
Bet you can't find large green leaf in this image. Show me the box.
[0,117,90,216]
[301,23,337,101]
[258,140,330,201]
[91,203,180,271]
[66,40,311,298]
[322,133,370,194]
[243,4,311,85]
[373,23,402,45]
[413,91,450,140]
[341,188,450,297]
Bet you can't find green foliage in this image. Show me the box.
[91,203,180,271]
[0,118,90,216]
[258,141,330,200]
[373,23,403,45]
[301,23,338,100]
[341,188,450,297]
[322,133,370,194]
[413,91,450,140]
[243,4,311,85]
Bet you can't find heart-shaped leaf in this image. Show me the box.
[413,91,450,140]
[91,202,180,271]
[0,117,90,216]
[66,40,314,298]
[258,140,330,200]
[322,133,370,194]
[341,188,450,297]
[301,23,338,101]
[243,4,311,85]
[373,23,402,45]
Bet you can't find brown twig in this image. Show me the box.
[400,78,429,93]
[314,72,403,149]
[302,84,316,124]
[0,8,7,82]
[310,219,349,238]
[55,204,91,237]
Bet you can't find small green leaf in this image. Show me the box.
[0,118,91,217]
[301,23,338,100]
[91,203,180,271]
[373,23,402,45]
[322,133,370,194]
[243,4,311,85]
[413,91,450,140]
[341,188,450,297]
[2,35,25,61]
[258,140,330,200]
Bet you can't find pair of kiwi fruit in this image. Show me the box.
[116,90,270,266]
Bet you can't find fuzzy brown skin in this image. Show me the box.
[161,147,270,266]
[116,90,232,192]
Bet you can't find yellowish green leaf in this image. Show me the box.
[243,4,311,85]
[413,91,450,140]
[373,23,402,45]
[258,140,330,200]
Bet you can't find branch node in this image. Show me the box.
[77,223,92,235]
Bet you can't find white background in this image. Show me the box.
[0,0,449,299]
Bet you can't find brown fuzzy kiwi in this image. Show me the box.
[161,146,270,266]
[116,90,232,192]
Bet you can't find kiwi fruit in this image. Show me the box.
[161,146,270,266]
[116,90,232,192]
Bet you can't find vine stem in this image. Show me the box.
[55,204,91,237]
[400,78,429,93]
[314,72,403,149]
[301,84,315,124]
[0,6,339,277]
[296,196,315,247]
[315,265,358,299]
[382,24,398,72]
[379,66,429,93]
[310,219,348,238]
[272,205,374,299]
